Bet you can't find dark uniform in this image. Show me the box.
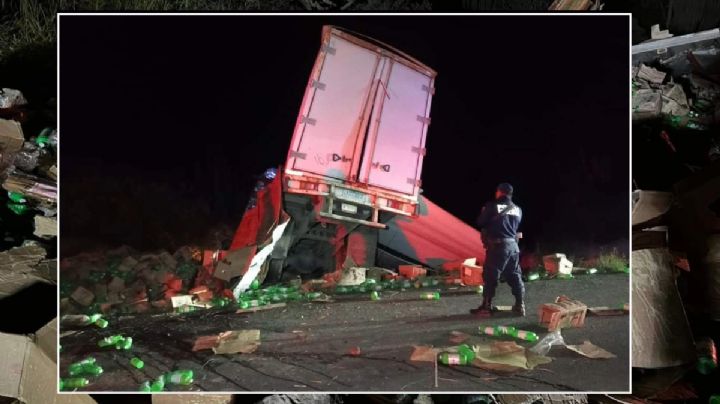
[472,184,525,316]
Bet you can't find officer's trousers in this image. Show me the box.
[482,241,524,301]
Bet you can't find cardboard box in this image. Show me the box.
[542,254,573,275]
[0,318,96,404]
[0,118,24,155]
[152,395,234,404]
[538,296,587,331]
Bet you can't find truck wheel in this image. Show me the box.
[264,258,285,283]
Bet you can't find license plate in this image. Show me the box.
[334,187,370,205]
[340,203,358,214]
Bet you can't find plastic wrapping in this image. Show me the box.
[530,329,566,356]
[632,248,696,368]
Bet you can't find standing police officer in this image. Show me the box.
[470,183,525,317]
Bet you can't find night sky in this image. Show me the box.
[60,15,629,255]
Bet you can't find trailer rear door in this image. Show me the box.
[287,33,381,181]
[359,60,434,196]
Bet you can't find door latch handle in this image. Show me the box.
[373,162,391,172]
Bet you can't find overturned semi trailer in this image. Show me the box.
[197,26,485,296]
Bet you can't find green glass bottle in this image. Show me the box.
[250,279,260,290]
[7,203,27,215]
[438,352,468,366]
[166,369,194,385]
[370,291,380,301]
[150,376,165,392]
[7,192,26,203]
[139,381,152,392]
[131,357,144,369]
[697,337,717,375]
[63,378,89,389]
[509,328,539,342]
[458,344,476,362]
[98,335,124,347]
[419,291,440,300]
[95,318,109,328]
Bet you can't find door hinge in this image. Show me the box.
[407,178,422,186]
[322,44,336,55]
[417,115,431,125]
[411,146,427,156]
[301,115,317,126]
[290,151,307,160]
[311,80,326,90]
[421,84,435,95]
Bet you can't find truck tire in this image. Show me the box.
[265,258,285,283]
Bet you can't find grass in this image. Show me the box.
[596,251,629,273]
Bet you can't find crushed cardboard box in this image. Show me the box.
[0,318,96,404]
[152,395,234,404]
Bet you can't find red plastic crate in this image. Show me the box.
[461,263,483,286]
[399,265,426,279]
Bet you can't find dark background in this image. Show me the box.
[60,15,629,257]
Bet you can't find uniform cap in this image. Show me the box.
[497,183,513,195]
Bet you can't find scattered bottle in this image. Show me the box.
[88,313,103,323]
[98,335,124,347]
[370,291,380,301]
[7,192,25,203]
[36,128,57,148]
[250,279,260,290]
[482,325,516,337]
[419,292,440,300]
[438,352,469,366]
[335,286,349,294]
[62,378,89,389]
[239,299,266,309]
[527,272,540,281]
[95,318,109,328]
[458,344,476,362]
[116,336,132,350]
[476,285,484,294]
[710,395,720,404]
[139,381,152,392]
[131,357,145,369]
[7,203,27,215]
[150,376,165,392]
[305,292,322,300]
[508,328,539,342]
[697,337,717,375]
[59,379,64,391]
[165,369,194,385]
[81,364,104,376]
[69,357,99,376]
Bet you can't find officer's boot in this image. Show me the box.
[470,296,493,317]
[512,295,526,317]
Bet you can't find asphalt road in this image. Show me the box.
[60,274,630,393]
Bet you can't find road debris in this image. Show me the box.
[212,329,261,354]
[565,341,617,359]
[411,345,439,362]
[539,295,587,331]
